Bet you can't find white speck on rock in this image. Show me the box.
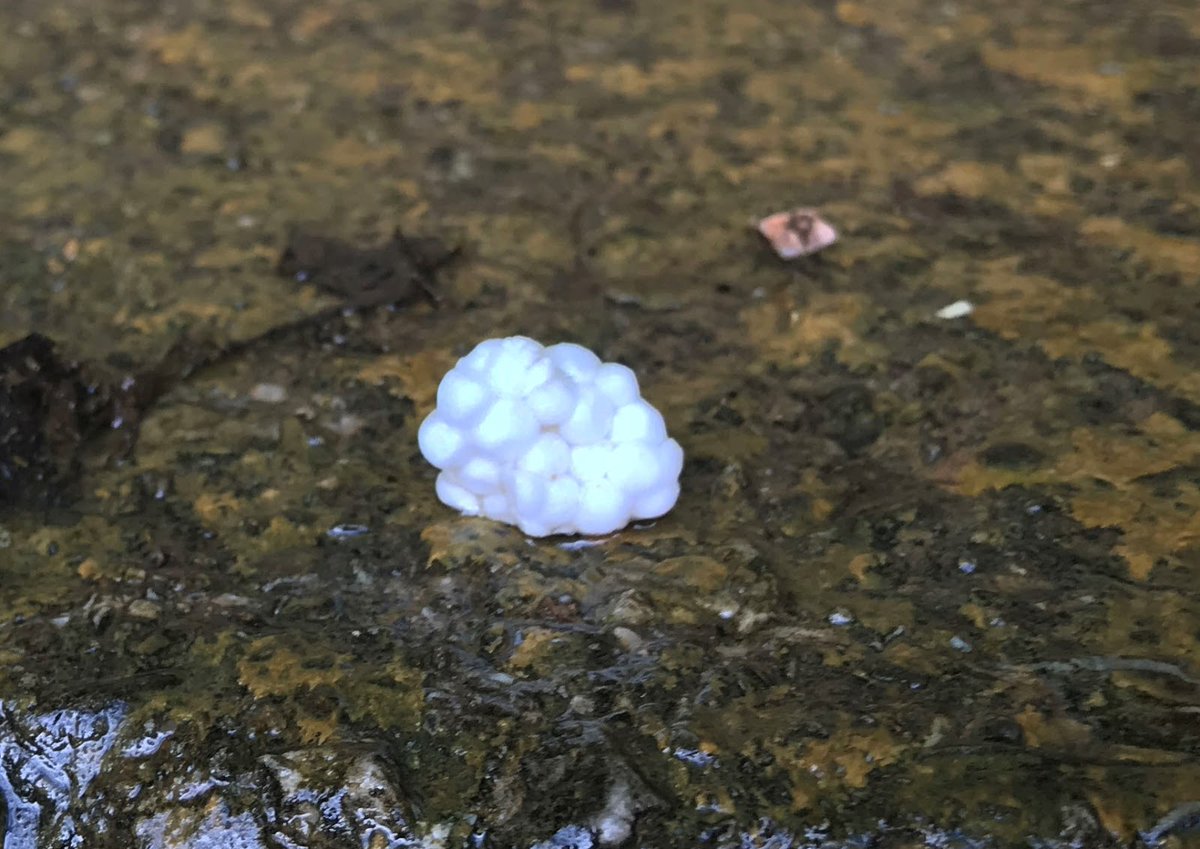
[325,523,369,539]
[558,538,604,550]
[935,299,974,320]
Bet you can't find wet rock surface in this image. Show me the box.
[2,0,1200,846]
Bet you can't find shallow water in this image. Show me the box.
[2,0,1200,846]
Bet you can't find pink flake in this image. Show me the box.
[756,209,838,259]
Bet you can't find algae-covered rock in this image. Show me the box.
[3,0,1200,845]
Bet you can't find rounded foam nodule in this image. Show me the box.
[418,336,684,537]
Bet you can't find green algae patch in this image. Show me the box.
[236,634,424,743]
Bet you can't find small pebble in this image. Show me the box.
[612,626,645,653]
[128,599,162,621]
[949,635,972,652]
[957,559,977,574]
[250,383,287,403]
[569,695,595,715]
[828,611,854,627]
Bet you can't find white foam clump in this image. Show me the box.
[418,336,684,537]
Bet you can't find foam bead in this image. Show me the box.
[559,387,614,446]
[418,336,685,536]
[474,398,539,454]
[527,378,577,426]
[607,440,660,492]
[658,438,684,482]
[547,342,602,383]
[511,470,548,512]
[481,493,512,523]
[435,474,479,515]
[575,480,629,536]
[458,456,502,495]
[417,414,465,469]
[518,433,571,477]
[610,399,668,444]
[593,362,640,406]
[541,476,581,528]
[435,370,489,425]
[570,443,612,482]
[632,481,680,520]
